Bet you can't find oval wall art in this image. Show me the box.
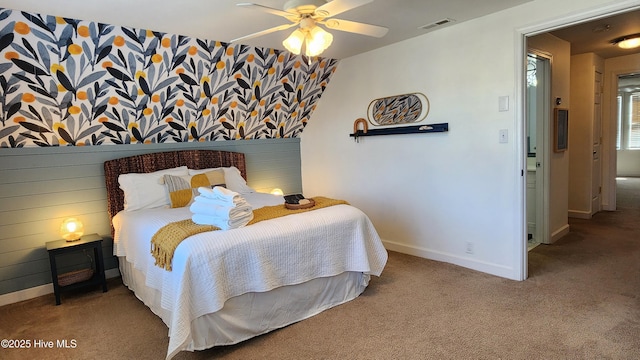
[367,93,429,126]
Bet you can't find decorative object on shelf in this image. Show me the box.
[352,118,368,143]
[60,218,84,242]
[350,122,448,140]
[353,118,368,133]
[554,108,568,152]
[367,93,429,126]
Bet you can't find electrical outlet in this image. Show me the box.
[499,129,508,143]
[465,242,474,254]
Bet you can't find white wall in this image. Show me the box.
[301,0,640,280]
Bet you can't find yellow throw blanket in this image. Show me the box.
[151,196,348,271]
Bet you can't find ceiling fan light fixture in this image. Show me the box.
[305,26,333,57]
[611,34,640,49]
[283,28,306,54]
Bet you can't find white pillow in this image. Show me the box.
[189,166,254,193]
[118,166,188,211]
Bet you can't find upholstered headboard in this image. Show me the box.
[103,149,246,235]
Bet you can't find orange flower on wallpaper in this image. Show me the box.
[68,44,82,55]
[151,54,163,63]
[22,93,35,102]
[14,22,30,35]
[77,25,90,37]
[113,36,125,47]
[4,51,18,60]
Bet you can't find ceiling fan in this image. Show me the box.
[231,0,388,57]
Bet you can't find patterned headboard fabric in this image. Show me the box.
[103,150,246,236]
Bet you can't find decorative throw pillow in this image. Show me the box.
[200,169,226,188]
[118,166,189,211]
[162,173,211,208]
[189,166,253,193]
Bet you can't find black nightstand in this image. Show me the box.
[46,233,108,305]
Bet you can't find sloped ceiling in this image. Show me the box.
[0,0,531,60]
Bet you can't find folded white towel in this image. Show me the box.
[192,212,254,230]
[189,201,252,218]
[197,186,242,206]
[192,194,249,208]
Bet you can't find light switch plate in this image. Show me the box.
[499,96,509,112]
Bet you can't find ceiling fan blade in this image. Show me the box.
[323,18,388,38]
[315,0,373,18]
[236,3,299,21]
[230,23,298,43]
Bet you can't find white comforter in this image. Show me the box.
[112,192,388,359]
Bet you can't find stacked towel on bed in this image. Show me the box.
[189,186,254,230]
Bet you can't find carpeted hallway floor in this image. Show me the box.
[0,179,638,360]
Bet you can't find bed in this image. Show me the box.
[103,149,388,359]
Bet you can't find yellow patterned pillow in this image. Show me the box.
[162,173,211,208]
[199,169,226,188]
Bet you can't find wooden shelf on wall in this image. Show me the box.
[349,123,448,139]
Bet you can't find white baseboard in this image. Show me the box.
[381,239,519,280]
[0,268,120,307]
[568,210,592,219]
[551,224,570,243]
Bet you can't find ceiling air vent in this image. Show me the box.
[419,18,455,31]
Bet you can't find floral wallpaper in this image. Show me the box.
[0,8,338,147]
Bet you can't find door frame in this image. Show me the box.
[526,49,552,247]
[515,0,640,280]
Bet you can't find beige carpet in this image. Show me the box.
[1,189,638,359]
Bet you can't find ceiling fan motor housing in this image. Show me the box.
[284,0,328,15]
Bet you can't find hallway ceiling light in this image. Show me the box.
[611,33,640,49]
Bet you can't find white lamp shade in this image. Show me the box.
[283,29,305,55]
[60,217,84,241]
[305,26,333,57]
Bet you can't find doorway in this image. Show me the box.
[526,51,551,250]
[615,73,640,206]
